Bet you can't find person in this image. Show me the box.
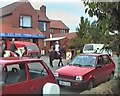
[0,40,6,57]
[10,38,17,53]
[54,41,60,55]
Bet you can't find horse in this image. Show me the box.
[49,46,66,67]
[3,46,26,58]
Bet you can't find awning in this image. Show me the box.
[0,33,45,39]
[0,24,46,39]
[44,37,66,41]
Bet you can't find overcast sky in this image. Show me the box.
[0,0,97,32]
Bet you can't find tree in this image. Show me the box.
[69,17,92,51]
[83,1,120,56]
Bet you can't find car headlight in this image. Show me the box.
[54,72,59,77]
[75,76,83,81]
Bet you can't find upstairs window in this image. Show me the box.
[50,29,54,33]
[20,15,32,28]
[38,22,47,32]
[60,29,65,34]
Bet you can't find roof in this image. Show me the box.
[0,24,45,39]
[36,10,50,22]
[44,37,66,41]
[0,57,42,66]
[0,0,37,17]
[14,41,37,46]
[0,1,25,17]
[80,53,105,56]
[53,33,77,40]
[50,20,69,30]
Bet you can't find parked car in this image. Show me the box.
[0,57,56,94]
[7,41,40,58]
[83,44,113,56]
[55,53,115,89]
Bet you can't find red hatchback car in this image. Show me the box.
[55,54,115,89]
[0,57,56,94]
[7,41,41,58]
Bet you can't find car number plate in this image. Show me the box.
[59,81,71,86]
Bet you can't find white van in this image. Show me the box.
[83,44,113,56]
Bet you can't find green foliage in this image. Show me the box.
[83,1,120,54]
[70,1,120,54]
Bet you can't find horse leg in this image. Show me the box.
[49,58,53,67]
[58,58,63,67]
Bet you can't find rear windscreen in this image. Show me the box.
[84,45,93,51]
[27,45,39,51]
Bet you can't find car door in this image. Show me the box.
[102,55,114,79]
[26,61,53,94]
[94,56,105,84]
[2,63,29,94]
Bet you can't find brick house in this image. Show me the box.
[0,0,70,55]
[0,1,45,51]
[50,20,69,34]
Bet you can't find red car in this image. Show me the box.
[7,41,41,58]
[0,57,56,94]
[55,54,115,89]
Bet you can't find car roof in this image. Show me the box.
[80,53,107,56]
[0,57,42,66]
[14,41,36,46]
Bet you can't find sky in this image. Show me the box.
[0,0,97,32]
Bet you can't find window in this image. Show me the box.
[27,62,48,79]
[97,56,103,66]
[84,45,93,51]
[60,29,65,34]
[50,29,54,33]
[4,63,26,85]
[20,15,32,28]
[103,55,111,64]
[44,41,47,47]
[38,22,47,32]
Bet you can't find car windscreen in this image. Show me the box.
[84,45,93,51]
[69,55,96,67]
[27,45,39,51]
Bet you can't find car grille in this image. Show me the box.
[59,74,74,80]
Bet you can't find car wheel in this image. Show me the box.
[88,80,94,90]
[108,73,114,81]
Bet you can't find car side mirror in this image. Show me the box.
[96,64,102,68]
[0,81,6,87]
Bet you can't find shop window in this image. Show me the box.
[38,22,47,32]
[20,15,32,28]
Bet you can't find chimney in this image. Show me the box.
[40,5,46,14]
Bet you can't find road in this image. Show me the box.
[40,55,119,94]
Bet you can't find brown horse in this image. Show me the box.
[49,46,66,67]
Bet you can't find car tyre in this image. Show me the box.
[88,80,94,90]
[108,73,114,81]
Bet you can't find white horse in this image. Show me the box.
[3,47,26,57]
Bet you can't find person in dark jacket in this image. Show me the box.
[10,38,17,53]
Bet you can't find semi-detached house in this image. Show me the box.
[0,0,70,55]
